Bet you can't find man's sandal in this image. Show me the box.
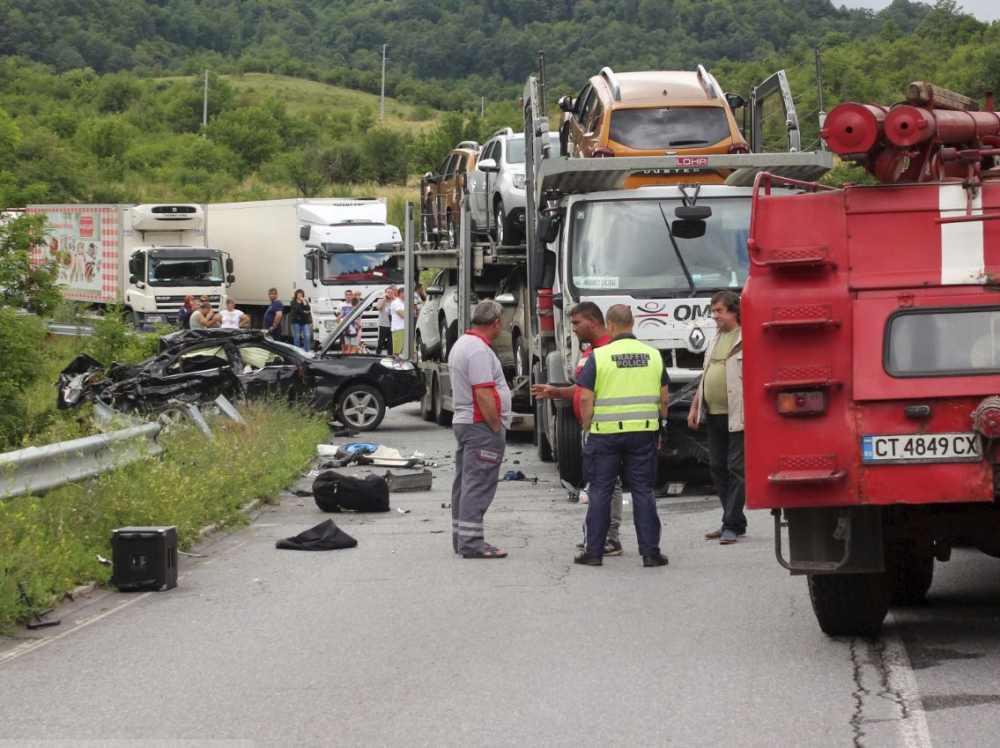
[462,546,508,559]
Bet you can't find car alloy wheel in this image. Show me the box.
[439,317,450,362]
[337,384,386,431]
[495,200,506,246]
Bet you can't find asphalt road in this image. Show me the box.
[1,405,999,748]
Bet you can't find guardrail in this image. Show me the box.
[0,423,164,500]
[44,322,95,336]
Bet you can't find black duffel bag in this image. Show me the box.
[313,470,390,513]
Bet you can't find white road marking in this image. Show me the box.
[883,614,935,748]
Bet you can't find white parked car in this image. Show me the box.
[468,129,556,246]
[415,269,461,362]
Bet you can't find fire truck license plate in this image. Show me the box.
[862,433,982,464]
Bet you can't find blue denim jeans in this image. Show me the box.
[582,431,661,557]
[292,323,312,352]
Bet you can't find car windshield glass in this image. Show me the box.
[886,307,1000,376]
[505,133,553,164]
[570,198,750,296]
[321,252,403,286]
[148,256,224,285]
[609,108,732,150]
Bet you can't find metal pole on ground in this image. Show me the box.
[404,201,414,361]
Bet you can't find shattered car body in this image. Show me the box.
[58,327,425,431]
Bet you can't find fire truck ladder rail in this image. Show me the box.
[771,508,854,573]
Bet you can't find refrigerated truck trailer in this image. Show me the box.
[205,198,402,345]
[26,203,232,330]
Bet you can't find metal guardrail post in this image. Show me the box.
[0,423,165,500]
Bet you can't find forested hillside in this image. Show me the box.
[1,0,999,208]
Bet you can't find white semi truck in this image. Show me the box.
[205,198,402,346]
[26,203,233,329]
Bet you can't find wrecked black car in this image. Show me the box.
[58,323,425,431]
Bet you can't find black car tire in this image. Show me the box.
[555,405,583,486]
[439,316,457,364]
[432,373,452,426]
[495,199,513,247]
[887,540,935,606]
[336,383,386,431]
[415,331,426,363]
[421,373,435,422]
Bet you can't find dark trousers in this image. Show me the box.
[583,431,661,557]
[376,326,393,355]
[706,414,747,534]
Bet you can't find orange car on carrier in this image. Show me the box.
[558,66,749,186]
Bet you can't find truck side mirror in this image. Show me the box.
[300,225,311,241]
[225,257,234,273]
[226,274,236,285]
[536,211,563,245]
[495,293,516,307]
[672,220,707,239]
[128,258,139,275]
[129,275,138,285]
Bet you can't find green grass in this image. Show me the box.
[0,401,328,631]
[159,72,438,132]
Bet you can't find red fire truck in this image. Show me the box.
[743,82,1000,636]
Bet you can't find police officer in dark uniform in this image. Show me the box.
[574,304,670,568]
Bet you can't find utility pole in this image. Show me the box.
[380,45,387,120]
[815,47,827,149]
[481,96,485,118]
[202,69,209,139]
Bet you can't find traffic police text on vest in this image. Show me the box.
[591,338,663,433]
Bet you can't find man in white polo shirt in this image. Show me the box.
[448,299,512,559]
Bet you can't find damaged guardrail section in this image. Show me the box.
[0,423,165,500]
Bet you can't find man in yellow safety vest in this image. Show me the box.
[574,304,670,568]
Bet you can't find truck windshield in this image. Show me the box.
[321,252,403,286]
[148,256,224,285]
[570,198,750,296]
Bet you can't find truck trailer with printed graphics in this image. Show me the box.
[26,203,233,330]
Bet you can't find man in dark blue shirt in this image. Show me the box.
[263,287,283,337]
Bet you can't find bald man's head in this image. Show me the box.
[606,304,634,337]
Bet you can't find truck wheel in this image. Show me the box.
[536,397,554,462]
[432,373,452,427]
[555,405,583,486]
[421,372,435,422]
[807,572,891,637]
[336,384,386,431]
[887,540,935,606]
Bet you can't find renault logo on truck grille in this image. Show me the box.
[689,327,706,350]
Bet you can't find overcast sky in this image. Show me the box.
[838,1,999,21]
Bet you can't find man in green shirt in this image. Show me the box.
[687,290,746,545]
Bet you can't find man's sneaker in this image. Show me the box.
[719,530,739,545]
[705,527,724,540]
[642,553,669,568]
[574,552,603,567]
[604,539,624,557]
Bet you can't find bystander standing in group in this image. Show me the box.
[263,287,283,338]
[531,302,625,556]
[575,305,669,568]
[177,295,195,328]
[375,287,395,355]
[189,301,220,330]
[290,289,313,352]
[343,296,361,354]
[219,298,250,329]
[389,287,406,356]
[687,290,746,545]
[449,300,512,559]
[413,283,425,319]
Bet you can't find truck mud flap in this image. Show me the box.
[776,506,885,575]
